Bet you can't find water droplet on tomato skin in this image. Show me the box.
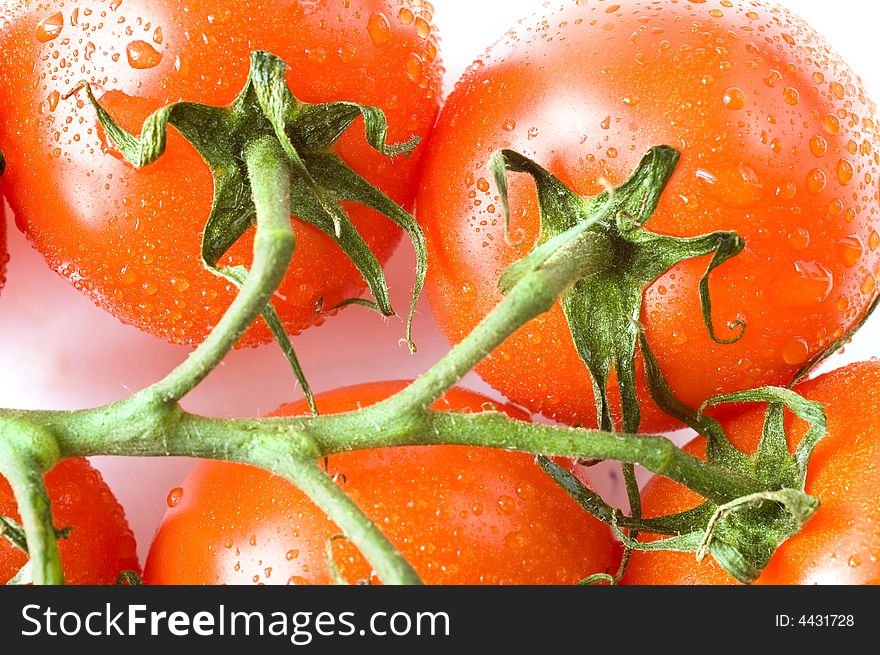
[722,87,745,110]
[782,337,810,366]
[36,12,64,42]
[789,228,810,251]
[793,260,835,305]
[367,11,391,45]
[837,236,865,268]
[837,159,855,186]
[126,40,162,69]
[166,487,184,508]
[806,169,827,195]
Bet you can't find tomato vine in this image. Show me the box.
[0,48,868,587]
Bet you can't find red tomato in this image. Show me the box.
[0,0,441,345]
[1,458,139,585]
[417,0,880,432]
[624,361,880,585]
[144,381,617,585]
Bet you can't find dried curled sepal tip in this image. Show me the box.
[67,50,427,358]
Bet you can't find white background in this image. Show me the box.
[1,0,879,562]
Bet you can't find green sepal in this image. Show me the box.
[116,570,144,586]
[492,146,745,434]
[614,354,828,584]
[0,515,28,553]
[67,50,427,356]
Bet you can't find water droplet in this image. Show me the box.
[367,12,391,45]
[414,16,431,39]
[806,168,827,195]
[606,147,618,159]
[777,180,797,199]
[398,7,414,24]
[406,52,424,83]
[830,81,846,99]
[605,3,621,12]
[837,236,864,268]
[823,114,841,135]
[782,337,810,365]
[166,487,183,508]
[600,115,611,130]
[476,177,490,192]
[722,87,746,110]
[471,502,483,516]
[848,555,862,568]
[502,119,516,132]
[527,126,539,140]
[47,91,60,112]
[497,496,516,514]
[862,273,877,295]
[809,135,828,157]
[783,87,800,105]
[837,159,855,185]
[126,40,162,69]
[698,162,763,207]
[794,260,834,304]
[789,228,810,251]
[153,27,163,44]
[763,70,782,88]
[36,12,64,42]
[870,231,880,251]
[84,41,96,61]
[286,549,300,561]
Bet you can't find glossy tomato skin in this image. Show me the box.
[1,458,140,585]
[144,381,617,585]
[624,361,880,585]
[417,0,880,432]
[0,0,441,345]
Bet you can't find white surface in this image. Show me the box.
[1,0,879,563]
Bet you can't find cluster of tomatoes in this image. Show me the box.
[1,0,879,585]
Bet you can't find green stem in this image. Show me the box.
[373,230,603,418]
[284,461,422,585]
[143,137,295,404]
[0,420,63,585]
[35,406,762,509]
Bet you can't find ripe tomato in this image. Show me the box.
[144,381,617,585]
[624,361,880,585]
[0,0,441,345]
[417,0,880,432]
[1,458,139,585]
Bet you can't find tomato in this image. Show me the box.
[417,0,880,432]
[624,361,880,585]
[0,0,441,345]
[1,458,139,585]
[144,381,617,585]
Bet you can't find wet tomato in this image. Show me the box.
[0,0,441,345]
[1,458,139,585]
[625,361,880,585]
[417,0,880,431]
[144,381,617,585]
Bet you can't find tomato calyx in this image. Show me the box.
[66,50,427,353]
[491,146,745,434]
[544,384,828,584]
